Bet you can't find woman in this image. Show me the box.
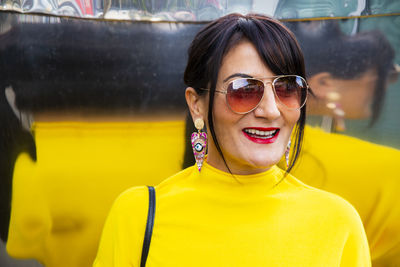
[93,14,370,266]
[181,19,400,266]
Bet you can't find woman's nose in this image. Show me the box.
[253,85,281,120]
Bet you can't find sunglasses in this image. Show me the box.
[202,75,309,114]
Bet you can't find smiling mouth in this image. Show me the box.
[242,128,280,144]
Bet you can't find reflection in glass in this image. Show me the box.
[2,0,398,21]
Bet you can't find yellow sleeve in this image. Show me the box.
[339,215,371,267]
[318,193,371,267]
[93,186,149,267]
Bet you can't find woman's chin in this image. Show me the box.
[243,157,280,172]
[250,151,282,166]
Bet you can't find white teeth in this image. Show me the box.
[244,129,278,137]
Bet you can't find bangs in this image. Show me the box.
[225,16,306,78]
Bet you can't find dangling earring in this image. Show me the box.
[326,92,346,132]
[285,139,291,168]
[191,118,207,172]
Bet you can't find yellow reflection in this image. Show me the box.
[7,121,185,267]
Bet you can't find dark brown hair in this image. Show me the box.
[183,13,307,173]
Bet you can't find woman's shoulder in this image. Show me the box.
[109,185,150,219]
[112,166,196,207]
[94,186,152,266]
[288,173,371,264]
[284,172,365,226]
[155,165,196,189]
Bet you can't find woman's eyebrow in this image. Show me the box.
[223,73,253,82]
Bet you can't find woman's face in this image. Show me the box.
[205,40,300,175]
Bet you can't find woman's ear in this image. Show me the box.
[308,72,335,99]
[185,87,207,121]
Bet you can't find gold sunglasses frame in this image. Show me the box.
[201,75,309,114]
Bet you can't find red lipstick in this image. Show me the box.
[242,127,280,144]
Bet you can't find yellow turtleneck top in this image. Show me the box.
[93,162,371,267]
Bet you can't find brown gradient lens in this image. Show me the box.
[273,76,307,109]
[226,78,264,113]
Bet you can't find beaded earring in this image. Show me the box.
[191,118,207,172]
[285,139,291,168]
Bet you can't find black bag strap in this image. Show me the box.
[140,186,155,267]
